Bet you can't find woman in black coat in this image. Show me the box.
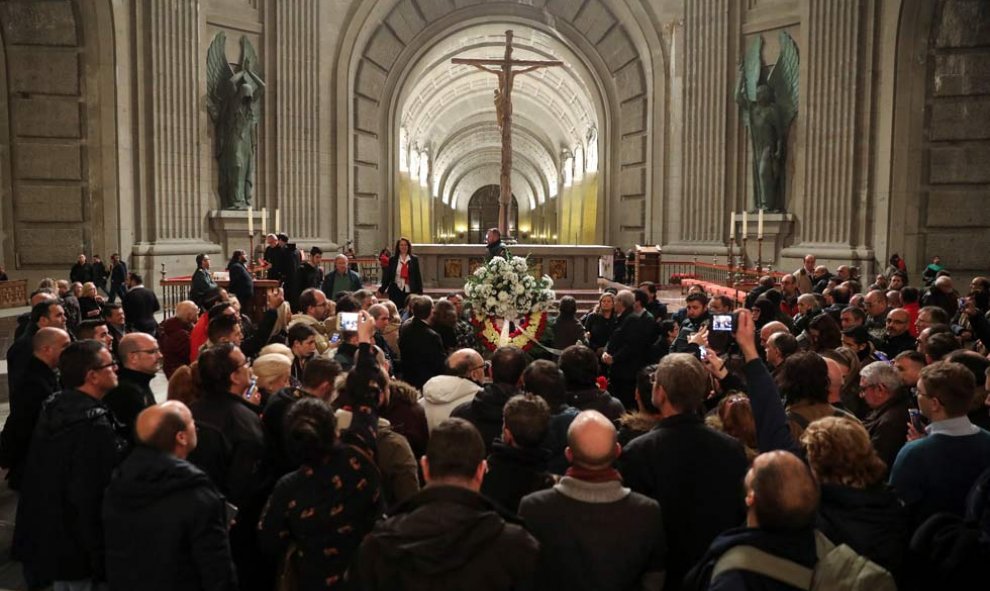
[226,250,254,307]
[379,237,422,308]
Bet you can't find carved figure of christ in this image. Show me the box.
[452,30,563,238]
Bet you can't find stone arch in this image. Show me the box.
[338,0,656,250]
[0,0,117,278]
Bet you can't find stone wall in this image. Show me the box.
[921,0,990,276]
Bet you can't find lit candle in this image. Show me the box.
[247,206,253,234]
[757,209,764,240]
[275,208,280,233]
[729,212,736,240]
[261,207,268,236]
[742,211,748,238]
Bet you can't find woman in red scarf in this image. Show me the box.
[379,237,422,308]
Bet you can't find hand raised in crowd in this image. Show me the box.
[733,309,760,362]
[357,309,376,344]
[688,325,709,348]
[906,420,926,442]
[266,287,284,310]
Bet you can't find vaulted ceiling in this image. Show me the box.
[397,23,601,212]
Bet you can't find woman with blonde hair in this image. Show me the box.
[379,299,402,358]
[79,281,102,319]
[800,417,907,575]
[251,353,292,408]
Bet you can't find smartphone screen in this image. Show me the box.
[339,312,359,331]
[909,408,929,433]
[330,332,341,344]
[712,314,734,332]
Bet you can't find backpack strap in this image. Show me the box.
[712,545,813,590]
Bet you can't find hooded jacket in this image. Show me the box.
[102,366,157,441]
[480,442,555,514]
[13,389,128,583]
[336,409,420,507]
[103,446,236,591]
[357,485,539,591]
[420,375,482,431]
[450,383,521,454]
[568,386,625,423]
[159,315,193,378]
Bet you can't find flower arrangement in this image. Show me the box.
[464,254,555,350]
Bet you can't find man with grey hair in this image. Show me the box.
[320,253,362,300]
[766,331,798,373]
[859,360,911,470]
[353,288,376,310]
[620,353,748,590]
[759,321,789,350]
[520,410,666,590]
[603,289,656,408]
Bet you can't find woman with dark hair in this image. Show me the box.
[227,249,254,306]
[777,351,858,440]
[808,312,842,352]
[550,296,586,350]
[582,292,618,354]
[259,322,385,590]
[379,237,422,308]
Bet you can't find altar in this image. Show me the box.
[413,244,614,290]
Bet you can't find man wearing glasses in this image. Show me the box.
[103,333,163,442]
[14,340,128,590]
[878,308,917,358]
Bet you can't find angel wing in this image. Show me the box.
[206,32,234,125]
[768,31,799,128]
[240,36,263,78]
[744,35,763,103]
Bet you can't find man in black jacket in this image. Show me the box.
[103,401,237,591]
[450,346,527,453]
[357,418,538,590]
[480,393,555,513]
[398,295,447,390]
[603,290,656,408]
[6,299,67,391]
[108,253,128,303]
[189,253,218,309]
[671,292,711,353]
[0,327,70,490]
[122,272,161,335]
[13,340,128,589]
[619,353,749,590]
[91,255,109,294]
[69,253,92,285]
[103,333,162,441]
[226,249,254,308]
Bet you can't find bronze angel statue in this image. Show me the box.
[735,31,799,213]
[207,32,265,210]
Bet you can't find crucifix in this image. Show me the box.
[452,30,563,238]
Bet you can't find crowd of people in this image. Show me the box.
[1,243,988,590]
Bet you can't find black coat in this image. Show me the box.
[102,367,158,440]
[606,310,656,381]
[70,262,93,284]
[122,286,161,335]
[226,261,254,307]
[92,262,109,290]
[816,483,908,577]
[189,268,218,308]
[862,389,912,473]
[380,255,423,307]
[357,485,539,591]
[110,260,128,286]
[13,389,128,583]
[103,446,237,591]
[479,442,555,514]
[582,311,618,352]
[4,326,36,394]
[0,355,59,489]
[619,413,749,590]
[450,383,521,454]
[398,318,447,390]
[683,526,818,591]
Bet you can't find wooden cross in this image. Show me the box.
[452,30,563,238]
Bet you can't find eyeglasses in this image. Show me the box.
[134,348,161,355]
[471,361,491,372]
[94,361,118,370]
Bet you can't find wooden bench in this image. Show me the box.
[680,278,749,305]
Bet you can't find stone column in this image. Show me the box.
[130,0,220,282]
[667,0,739,255]
[274,0,325,244]
[784,0,875,267]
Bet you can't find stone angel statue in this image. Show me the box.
[735,31,799,212]
[207,32,265,210]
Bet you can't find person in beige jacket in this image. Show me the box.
[419,348,486,431]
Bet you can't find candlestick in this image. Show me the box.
[757,209,764,240]
[275,208,280,234]
[247,206,253,234]
[741,211,748,239]
[727,238,734,285]
[262,207,268,236]
[729,211,736,240]
[757,237,764,274]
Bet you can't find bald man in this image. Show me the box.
[519,410,666,591]
[759,321,790,350]
[0,327,71,489]
[685,451,820,589]
[160,300,198,378]
[102,333,162,440]
[103,401,236,590]
[420,348,485,431]
[879,308,917,358]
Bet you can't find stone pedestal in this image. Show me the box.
[207,210,265,262]
[414,244,614,290]
[739,213,795,272]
